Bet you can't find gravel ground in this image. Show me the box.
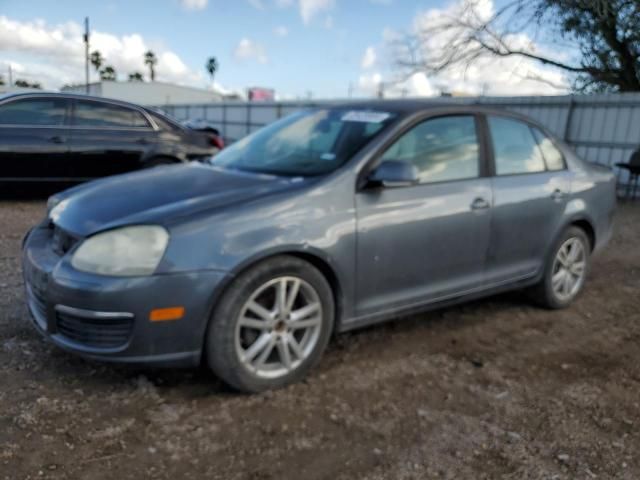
[1,198,639,480]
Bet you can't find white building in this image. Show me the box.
[0,85,46,96]
[61,80,223,106]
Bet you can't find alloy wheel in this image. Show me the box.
[234,276,323,379]
[551,237,587,302]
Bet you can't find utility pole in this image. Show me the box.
[8,65,12,86]
[84,17,90,94]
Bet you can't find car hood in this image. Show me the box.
[51,163,304,237]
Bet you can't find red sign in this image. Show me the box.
[248,87,275,101]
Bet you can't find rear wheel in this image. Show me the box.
[532,226,590,309]
[206,256,334,393]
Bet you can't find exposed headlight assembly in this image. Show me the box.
[71,225,169,276]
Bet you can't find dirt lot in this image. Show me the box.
[1,198,639,480]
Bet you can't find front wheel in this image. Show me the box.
[206,256,334,393]
[532,226,591,309]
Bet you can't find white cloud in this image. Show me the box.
[361,46,376,69]
[300,0,335,25]
[357,71,438,98]
[392,0,569,96]
[234,38,268,64]
[0,15,205,88]
[357,72,383,94]
[382,26,400,43]
[274,25,289,37]
[180,0,208,10]
[248,0,265,9]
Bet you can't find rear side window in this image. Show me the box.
[74,101,150,128]
[380,115,480,184]
[532,128,565,171]
[488,116,546,175]
[0,98,67,126]
[148,110,183,132]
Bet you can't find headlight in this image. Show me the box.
[71,225,169,276]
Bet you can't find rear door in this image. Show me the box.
[0,96,70,180]
[68,99,157,179]
[484,115,571,283]
[355,114,493,317]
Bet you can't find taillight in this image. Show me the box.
[209,135,224,149]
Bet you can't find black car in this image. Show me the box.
[0,93,220,182]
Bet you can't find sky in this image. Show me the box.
[0,0,569,99]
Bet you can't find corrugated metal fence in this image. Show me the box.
[157,93,640,186]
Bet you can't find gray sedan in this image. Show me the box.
[22,102,616,392]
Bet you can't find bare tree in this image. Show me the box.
[393,0,640,93]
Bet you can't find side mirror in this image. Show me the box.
[367,160,419,188]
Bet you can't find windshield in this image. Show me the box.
[211,108,396,176]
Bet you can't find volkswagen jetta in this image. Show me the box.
[22,101,616,392]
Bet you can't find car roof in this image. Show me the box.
[327,99,526,117]
[0,91,149,111]
[323,99,551,132]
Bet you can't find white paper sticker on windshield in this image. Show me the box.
[321,153,336,161]
[341,111,391,123]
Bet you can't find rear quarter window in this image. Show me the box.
[532,128,565,171]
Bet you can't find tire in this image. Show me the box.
[531,226,591,309]
[206,255,335,393]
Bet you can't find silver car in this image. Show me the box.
[22,102,616,392]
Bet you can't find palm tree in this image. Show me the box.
[100,65,117,81]
[144,50,158,81]
[90,50,104,75]
[128,72,144,82]
[206,57,219,85]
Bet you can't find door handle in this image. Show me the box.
[470,197,490,211]
[551,189,565,202]
[49,136,65,144]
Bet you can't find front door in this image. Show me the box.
[355,115,492,317]
[0,96,70,180]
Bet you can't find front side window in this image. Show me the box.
[532,128,565,171]
[380,115,480,184]
[74,101,150,128]
[0,98,67,126]
[212,108,396,176]
[488,116,546,175]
